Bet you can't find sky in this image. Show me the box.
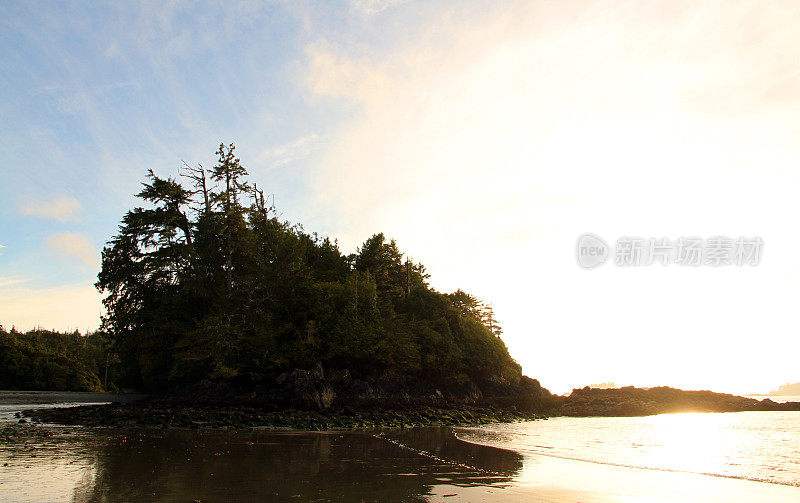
[1,0,800,395]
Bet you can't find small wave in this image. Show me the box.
[454,431,800,488]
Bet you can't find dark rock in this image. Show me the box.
[279,368,336,410]
[446,380,483,402]
[327,368,351,385]
[346,379,376,401]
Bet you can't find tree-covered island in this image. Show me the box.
[12,144,552,428]
[12,144,800,429]
[99,144,539,399]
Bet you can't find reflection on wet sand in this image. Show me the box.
[0,426,522,502]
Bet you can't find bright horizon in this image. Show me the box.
[2,1,800,395]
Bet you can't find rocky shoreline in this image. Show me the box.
[20,368,554,429]
[23,402,543,429]
[19,383,800,430]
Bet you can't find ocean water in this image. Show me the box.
[0,425,525,502]
[3,392,800,501]
[456,410,800,487]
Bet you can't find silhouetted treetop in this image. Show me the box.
[96,144,520,391]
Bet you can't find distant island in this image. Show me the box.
[556,386,800,417]
[7,144,800,429]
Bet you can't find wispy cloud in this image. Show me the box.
[350,0,406,15]
[304,43,391,102]
[46,232,99,270]
[18,195,82,222]
[258,133,320,169]
[0,276,26,288]
[2,0,800,393]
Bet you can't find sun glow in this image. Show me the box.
[307,1,800,395]
[642,413,740,475]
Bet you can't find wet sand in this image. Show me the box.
[1,423,799,502]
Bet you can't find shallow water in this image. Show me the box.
[457,411,800,487]
[0,391,145,422]
[4,421,800,503]
[0,392,520,502]
[0,426,522,503]
[3,392,800,502]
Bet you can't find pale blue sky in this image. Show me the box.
[3,1,800,394]
[0,1,386,292]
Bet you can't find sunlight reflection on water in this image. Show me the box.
[457,411,800,487]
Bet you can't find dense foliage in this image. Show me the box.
[93,144,520,391]
[0,326,113,391]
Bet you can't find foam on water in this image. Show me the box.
[456,411,800,487]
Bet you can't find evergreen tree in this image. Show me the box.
[93,144,522,391]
